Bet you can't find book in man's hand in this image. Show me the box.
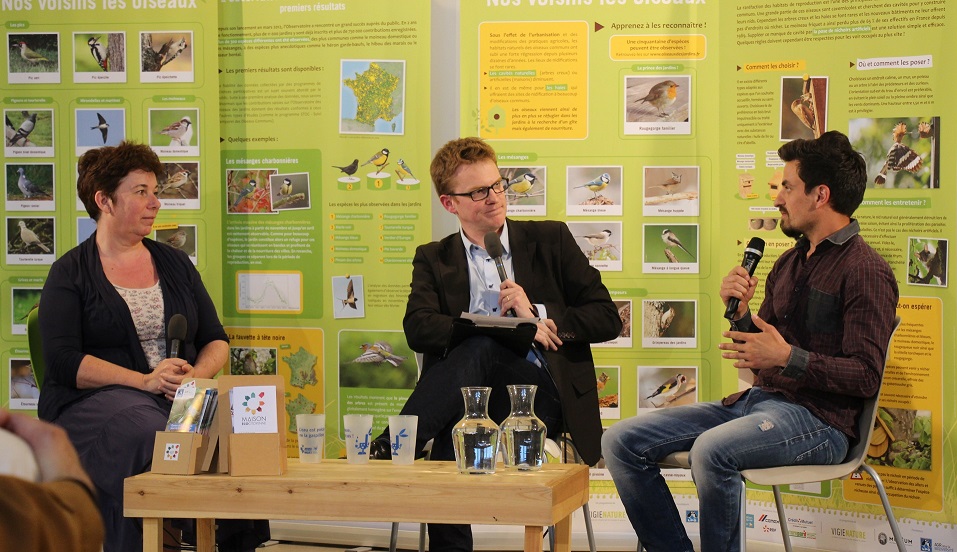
[445,312,539,358]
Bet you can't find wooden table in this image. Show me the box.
[125,459,589,552]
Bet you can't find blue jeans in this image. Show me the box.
[601,388,848,552]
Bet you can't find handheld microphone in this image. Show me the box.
[167,314,187,358]
[724,237,765,320]
[484,231,516,317]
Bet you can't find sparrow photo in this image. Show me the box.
[849,116,940,189]
[339,59,406,135]
[226,168,278,214]
[155,225,198,261]
[641,299,697,349]
[4,109,55,155]
[159,162,200,207]
[270,172,311,211]
[568,220,623,271]
[72,32,126,82]
[230,347,278,376]
[10,287,41,336]
[338,330,416,392]
[624,75,691,134]
[75,108,126,153]
[149,108,199,155]
[5,163,54,209]
[780,75,827,141]
[140,31,194,81]
[643,165,700,217]
[8,33,60,83]
[638,366,698,410]
[566,165,623,215]
[6,216,55,263]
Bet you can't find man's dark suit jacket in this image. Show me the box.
[403,219,622,465]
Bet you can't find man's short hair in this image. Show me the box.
[777,130,867,216]
[430,137,498,196]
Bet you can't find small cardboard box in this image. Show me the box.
[217,375,287,476]
[151,431,208,475]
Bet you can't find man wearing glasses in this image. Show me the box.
[369,137,621,550]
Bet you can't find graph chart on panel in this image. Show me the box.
[237,271,303,313]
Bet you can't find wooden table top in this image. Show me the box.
[125,459,589,527]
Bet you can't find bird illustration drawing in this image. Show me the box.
[18,221,50,253]
[160,116,193,146]
[87,36,107,71]
[8,112,37,147]
[353,341,406,367]
[278,177,293,196]
[574,173,610,198]
[576,229,612,247]
[635,80,679,117]
[16,42,52,64]
[333,159,359,177]
[361,148,390,175]
[661,228,695,260]
[16,167,45,199]
[507,173,537,197]
[646,373,687,402]
[396,159,416,181]
[875,122,923,187]
[91,112,110,144]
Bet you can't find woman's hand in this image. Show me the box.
[143,358,193,399]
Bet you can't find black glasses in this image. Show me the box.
[447,178,508,202]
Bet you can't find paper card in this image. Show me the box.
[229,385,278,434]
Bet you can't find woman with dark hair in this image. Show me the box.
[38,142,265,551]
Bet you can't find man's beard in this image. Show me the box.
[780,222,803,239]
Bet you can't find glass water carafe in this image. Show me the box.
[452,386,500,474]
[501,384,547,470]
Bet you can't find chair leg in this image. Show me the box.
[582,502,597,552]
[418,523,426,552]
[740,478,747,551]
[389,522,399,552]
[771,485,793,552]
[548,525,556,551]
[861,464,906,552]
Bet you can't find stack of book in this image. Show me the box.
[166,380,219,433]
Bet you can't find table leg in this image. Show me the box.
[196,518,216,552]
[553,514,573,552]
[523,525,544,552]
[143,518,162,552]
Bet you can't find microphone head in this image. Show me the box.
[168,313,187,342]
[484,231,504,258]
[745,237,765,257]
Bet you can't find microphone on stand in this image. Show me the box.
[167,314,187,358]
[724,237,765,320]
[484,231,516,317]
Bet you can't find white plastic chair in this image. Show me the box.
[640,316,903,552]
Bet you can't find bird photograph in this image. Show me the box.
[661,227,696,261]
[361,148,390,175]
[338,331,417,389]
[626,76,689,123]
[849,116,938,189]
[643,166,700,214]
[75,109,125,148]
[229,347,278,376]
[74,33,125,73]
[500,167,545,207]
[7,165,53,202]
[567,166,622,208]
[781,74,827,140]
[155,226,196,257]
[570,223,621,262]
[9,219,53,255]
[156,115,194,147]
[9,34,59,73]
[141,32,193,72]
[91,112,110,143]
[226,169,276,213]
[639,367,696,409]
[642,373,691,408]
[158,163,199,200]
[643,224,697,264]
[270,173,309,210]
[5,110,50,148]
